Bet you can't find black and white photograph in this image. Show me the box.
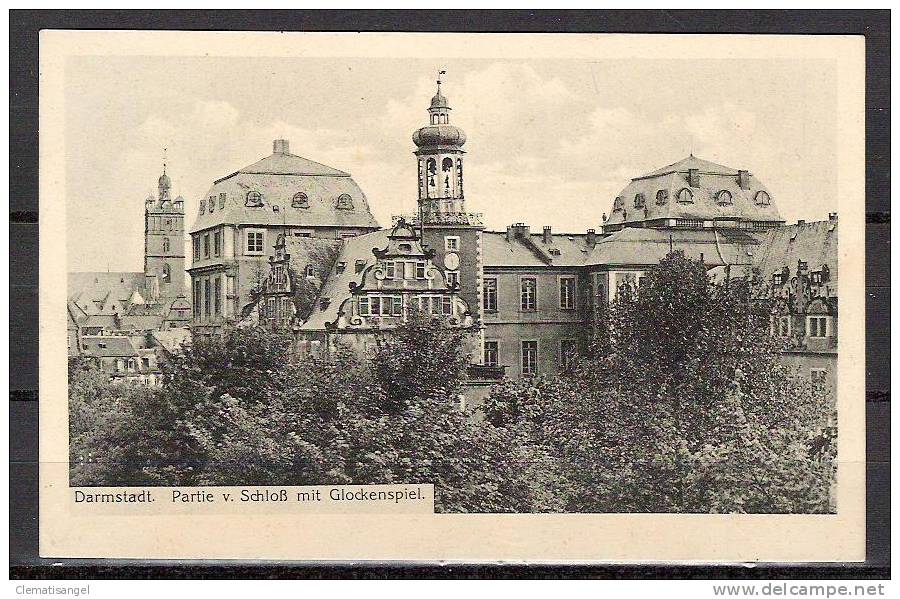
[30,28,870,564]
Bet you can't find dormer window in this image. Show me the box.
[199,198,206,214]
[676,188,694,204]
[336,262,346,274]
[754,190,771,206]
[208,196,215,213]
[398,243,412,252]
[810,270,823,284]
[656,190,668,205]
[336,194,354,210]
[305,265,316,278]
[773,271,785,286]
[245,191,263,207]
[292,192,309,208]
[355,259,366,274]
[218,193,226,209]
[612,196,624,211]
[716,190,733,205]
[634,193,645,208]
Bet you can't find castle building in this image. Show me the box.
[188,139,380,337]
[253,80,836,389]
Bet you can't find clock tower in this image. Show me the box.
[411,76,485,327]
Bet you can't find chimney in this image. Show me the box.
[586,229,596,246]
[797,219,806,226]
[737,170,750,190]
[506,223,529,242]
[688,168,700,188]
[273,139,290,154]
[542,226,552,244]
[828,212,838,221]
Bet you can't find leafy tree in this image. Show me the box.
[485,251,835,513]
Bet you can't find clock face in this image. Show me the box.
[444,251,460,271]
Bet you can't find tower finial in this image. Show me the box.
[162,147,167,175]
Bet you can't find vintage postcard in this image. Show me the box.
[40,30,865,561]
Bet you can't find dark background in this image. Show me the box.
[9,9,890,579]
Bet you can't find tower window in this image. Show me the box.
[336,194,354,210]
[245,191,263,207]
[444,236,460,252]
[163,237,170,253]
[292,192,309,208]
[162,264,171,283]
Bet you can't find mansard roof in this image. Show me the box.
[584,227,760,268]
[751,218,838,298]
[190,141,379,234]
[604,155,784,228]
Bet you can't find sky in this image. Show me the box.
[65,55,838,273]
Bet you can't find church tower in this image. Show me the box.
[143,155,186,301]
[411,75,485,328]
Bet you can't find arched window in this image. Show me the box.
[634,193,645,208]
[442,158,453,196]
[245,191,263,207]
[456,159,464,197]
[163,237,170,252]
[426,158,437,197]
[676,188,694,204]
[716,190,733,205]
[336,194,354,210]
[292,192,309,208]
[613,196,624,211]
[755,190,771,206]
[162,264,171,283]
[656,190,668,205]
[208,196,215,213]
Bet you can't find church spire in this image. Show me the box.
[157,148,171,200]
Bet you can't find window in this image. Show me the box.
[193,280,201,316]
[358,296,370,316]
[213,231,222,257]
[521,341,538,376]
[810,368,828,385]
[676,188,694,204]
[484,341,499,367]
[384,261,396,279]
[293,230,312,238]
[199,198,206,214]
[203,234,210,258]
[559,276,577,310]
[807,316,831,338]
[218,192,226,209]
[755,190,771,206]
[336,194,354,210]
[355,260,366,274]
[204,279,211,317]
[483,278,498,312]
[142,357,151,369]
[520,277,537,311]
[656,189,668,205]
[445,236,460,252]
[416,262,426,279]
[336,262,346,274]
[266,298,276,321]
[280,297,293,321]
[771,315,791,337]
[292,192,309,208]
[810,270,823,284]
[192,237,201,261]
[594,279,608,308]
[613,196,624,211]
[246,230,265,254]
[634,193,645,208]
[773,271,785,286]
[447,271,460,288]
[305,264,316,278]
[716,189,733,205]
[163,237,170,252]
[214,278,222,315]
[162,264,171,283]
[340,232,357,239]
[441,296,453,315]
[246,191,263,207]
[560,339,578,371]
[209,196,215,213]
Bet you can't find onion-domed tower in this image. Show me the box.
[413,79,468,220]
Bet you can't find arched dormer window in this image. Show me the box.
[163,237,170,252]
[613,196,624,211]
[336,194,354,210]
[716,189,733,206]
[292,192,309,208]
[634,193,646,208]
[676,188,694,204]
[754,190,771,206]
[656,190,668,205]
[245,191,263,207]
[162,264,171,283]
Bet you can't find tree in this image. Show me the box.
[484,251,835,513]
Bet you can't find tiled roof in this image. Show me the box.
[189,149,379,234]
[482,231,593,268]
[604,156,783,228]
[68,272,145,315]
[151,327,192,353]
[300,229,392,330]
[282,237,344,278]
[80,335,138,357]
[80,314,120,330]
[584,227,754,267]
[752,219,838,292]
